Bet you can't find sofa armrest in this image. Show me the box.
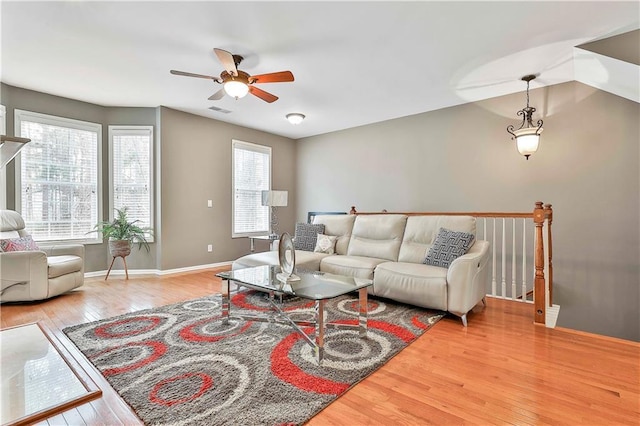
[446,240,490,317]
[0,251,49,299]
[40,243,85,259]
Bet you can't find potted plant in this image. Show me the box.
[91,207,153,257]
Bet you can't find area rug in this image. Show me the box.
[63,290,444,426]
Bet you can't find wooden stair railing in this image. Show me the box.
[349,201,554,325]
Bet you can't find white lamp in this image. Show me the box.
[261,190,288,237]
[0,135,30,169]
[507,75,544,160]
[286,113,305,125]
[224,80,249,99]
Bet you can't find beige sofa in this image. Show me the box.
[233,214,490,325]
[0,210,84,302]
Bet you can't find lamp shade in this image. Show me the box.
[286,113,305,125]
[224,80,249,99]
[261,190,288,207]
[514,127,542,159]
[0,135,30,169]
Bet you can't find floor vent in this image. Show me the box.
[208,106,232,114]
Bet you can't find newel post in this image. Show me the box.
[533,201,546,325]
[544,204,553,307]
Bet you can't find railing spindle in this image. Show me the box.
[501,218,506,298]
[512,218,516,300]
[492,218,497,297]
[545,204,553,307]
[522,218,527,301]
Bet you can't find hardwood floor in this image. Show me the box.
[2,270,638,425]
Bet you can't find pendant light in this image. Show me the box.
[507,75,543,160]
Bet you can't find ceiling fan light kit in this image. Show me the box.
[507,75,544,160]
[286,113,305,125]
[170,48,294,104]
[224,80,249,99]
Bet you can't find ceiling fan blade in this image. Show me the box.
[248,86,278,103]
[250,71,295,84]
[208,88,225,101]
[214,48,238,77]
[170,70,221,82]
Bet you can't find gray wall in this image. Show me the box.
[1,84,158,272]
[157,107,296,270]
[1,86,298,273]
[296,81,640,341]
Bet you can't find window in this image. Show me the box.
[232,140,271,237]
[109,126,154,240]
[15,110,102,242]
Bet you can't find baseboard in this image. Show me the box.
[84,261,233,279]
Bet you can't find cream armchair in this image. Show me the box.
[0,210,84,302]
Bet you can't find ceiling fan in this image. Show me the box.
[170,48,294,103]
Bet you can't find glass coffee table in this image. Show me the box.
[216,265,373,364]
[0,322,102,425]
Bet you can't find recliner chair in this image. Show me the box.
[0,209,84,302]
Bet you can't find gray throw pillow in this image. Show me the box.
[423,227,475,268]
[293,223,325,251]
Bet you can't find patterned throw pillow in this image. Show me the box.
[314,233,338,254]
[0,235,40,252]
[293,223,325,252]
[423,228,475,268]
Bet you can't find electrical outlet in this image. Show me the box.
[207,200,213,208]
[207,244,213,252]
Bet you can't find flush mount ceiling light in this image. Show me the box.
[286,113,305,125]
[507,75,544,160]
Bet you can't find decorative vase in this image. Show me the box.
[108,240,131,258]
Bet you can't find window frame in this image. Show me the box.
[14,109,103,244]
[231,139,272,238]
[108,125,155,242]
[0,105,6,209]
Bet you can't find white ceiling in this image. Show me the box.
[1,1,638,139]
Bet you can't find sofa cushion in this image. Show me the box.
[0,230,20,240]
[293,223,325,251]
[320,255,387,279]
[0,235,40,252]
[312,214,356,255]
[314,233,338,254]
[373,262,448,311]
[347,215,407,261]
[423,228,475,268]
[399,215,476,263]
[48,255,83,279]
[232,250,329,272]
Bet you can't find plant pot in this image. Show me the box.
[108,240,131,258]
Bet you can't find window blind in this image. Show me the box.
[17,111,101,242]
[232,140,270,236]
[110,127,153,238]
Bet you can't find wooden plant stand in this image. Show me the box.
[105,255,129,280]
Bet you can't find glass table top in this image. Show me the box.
[0,322,100,425]
[217,265,372,300]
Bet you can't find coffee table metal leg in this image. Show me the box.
[315,299,325,364]
[221,278,230,325]
[358,287,368,337]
